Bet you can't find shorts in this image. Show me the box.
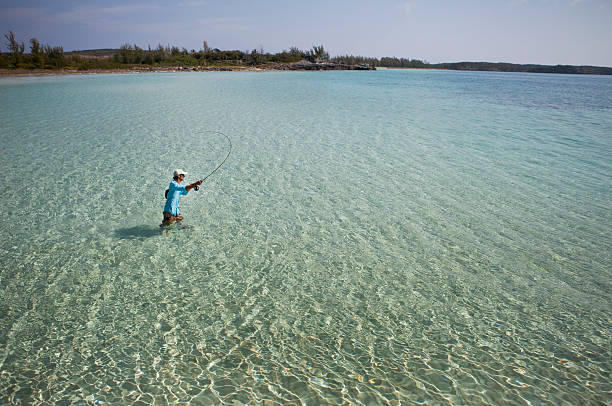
[161,211,183,227]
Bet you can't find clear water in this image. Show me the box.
[0,70,610,405]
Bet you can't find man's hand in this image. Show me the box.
[186,179,204,192]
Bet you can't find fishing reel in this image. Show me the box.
[164,183,200,198]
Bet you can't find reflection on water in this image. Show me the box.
[0,71,610,404]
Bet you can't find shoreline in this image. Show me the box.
[0,67,271,77]
[3,64,610,78]
[0,62,375,77]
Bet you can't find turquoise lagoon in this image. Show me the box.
[0,70,610,404]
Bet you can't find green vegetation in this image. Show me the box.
[2,31,611,75]
[427,61,612,75]
[331,55,427,68]
[2,31,68,69]
[111,42,333,67]
[0,31,335,70]
[331,55,612,74]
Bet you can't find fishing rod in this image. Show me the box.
[165,131,232,198]
[194,131,232,191]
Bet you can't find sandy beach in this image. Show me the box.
[0,62,375,77]
[0,66,268,76]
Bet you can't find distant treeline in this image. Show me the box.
[2,31,611,75]
[331,55,428,68]
[0,32,332,70]
[428,61,612,75]
[110,43,330,67]
[329,55,612,74]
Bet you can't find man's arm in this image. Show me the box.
[185,180,203,192]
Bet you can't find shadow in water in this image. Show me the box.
[115,225,161,240]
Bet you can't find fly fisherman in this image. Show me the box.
[161,169,202,228]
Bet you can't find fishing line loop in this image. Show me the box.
[199,131,232,183]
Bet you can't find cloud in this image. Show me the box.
[0,4,169,28]
[510,0,589,6]
[196,17,250,31]
[198,17,244,24]
[0,3,209,43]
[54,4,162,25]
[0,2,254,48]
[177,1,208,7]
[403,1,413,15]
[0,7,47,22]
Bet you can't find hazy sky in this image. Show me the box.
[1,0,611,66]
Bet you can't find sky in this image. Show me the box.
[1,0,611,67]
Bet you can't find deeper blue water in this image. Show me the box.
[0,69,610,405]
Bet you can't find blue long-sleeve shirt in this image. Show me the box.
[163,180,188,215]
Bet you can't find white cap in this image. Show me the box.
[173,169,188,177]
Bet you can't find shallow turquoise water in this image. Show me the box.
[0,70,610,405]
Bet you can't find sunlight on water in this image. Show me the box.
[0,70,610,404]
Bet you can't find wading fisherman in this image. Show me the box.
[161,169,202,228]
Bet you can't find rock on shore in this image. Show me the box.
[274,60,375,70]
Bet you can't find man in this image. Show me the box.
[161,169,202,227]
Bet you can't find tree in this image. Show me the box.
[45,45,65,68]
[0,53,8,69]
[308,45,329,62]
[29,38,44,68]
[248,49,263,65]
[119,43,132,64]
[289,46,304,59]
[4,31,25,67]
[29,38,40,55]
[202,40,211,53]
[155,44,167,62]
[143,45,153,65]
